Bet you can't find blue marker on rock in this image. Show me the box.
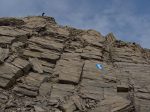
[96,63,107,75]
[96,64,103,70]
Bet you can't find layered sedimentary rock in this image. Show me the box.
[0,16,149,112]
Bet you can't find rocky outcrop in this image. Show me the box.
[0,16,149,112]
[0,18,25,26]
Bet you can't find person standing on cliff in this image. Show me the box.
[42,13,45,16]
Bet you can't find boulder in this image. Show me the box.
[105,32,116,43]
[29,58,43,73]
[0,36,15,46]
[55,59,84,84]
[60,100,76,112]
[39,82,52,96]
[0,48,9,63]
[11,58,31,73]
[0,63,22,88]
[29,37,64,52]
[13,86,38,97]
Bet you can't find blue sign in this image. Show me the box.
[96,64,103,70]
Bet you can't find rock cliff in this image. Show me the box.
[0,16,150,112]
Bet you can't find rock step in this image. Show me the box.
[13,72,49,96]
[29,37,64,52]
[23,49,60,63]
[11,58,31,73]
[29,58,44,73]
[54,58,84,85]
[0,36,16,47]
[81,46,103,61]
[0,63,23,88]
[0,26,29,37]
[0,48,9,63]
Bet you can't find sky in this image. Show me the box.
[0,0,150,48]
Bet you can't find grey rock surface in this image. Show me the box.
[0,16,149,112]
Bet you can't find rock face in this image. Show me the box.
[0,16,149,112]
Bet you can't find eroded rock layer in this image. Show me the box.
[0,16,149,112]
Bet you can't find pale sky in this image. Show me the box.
[0,0,150,48]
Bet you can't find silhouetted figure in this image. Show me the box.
[42,13,45,16]
[133,42,136,45]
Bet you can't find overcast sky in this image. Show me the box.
[0,0,150,48]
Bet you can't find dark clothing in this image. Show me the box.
[42,13,45,16]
